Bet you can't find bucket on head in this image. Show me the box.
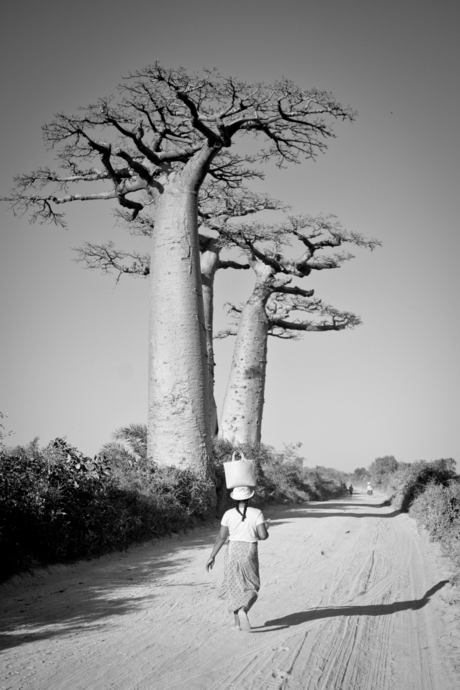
[223,450,256,489]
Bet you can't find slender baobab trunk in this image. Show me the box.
[220,262,274,445]
[200,237,220,436]
[147,147,218,477]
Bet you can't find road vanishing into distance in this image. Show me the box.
[1,490,460,689]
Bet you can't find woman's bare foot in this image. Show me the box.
[237,607,251,632]
[231,613,240,630]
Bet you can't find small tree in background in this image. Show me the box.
[100,423,147,467]
[353,467,370,484]
[369,455,399,486]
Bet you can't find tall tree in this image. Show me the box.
[195,184,286,433]
[74,183,286,435]
[216,215,381,444]
[4,63,355,475]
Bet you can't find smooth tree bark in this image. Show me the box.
[219,260,279,445]
[199,234,221,435]
[218,215,380,445]
[147,163,213,470]
[3,63,355,474]
[198,186,284,435]
[75,184,283,438]
[78,227,223,437]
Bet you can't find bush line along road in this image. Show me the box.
[1,490,459,690]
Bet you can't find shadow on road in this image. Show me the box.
[278,510,401,519]
[268,507,401,522]
[0,528,218,652]
[0,494,399,652]
[266,493,396,524]
[306,500,392,510]
[254,580,449,632]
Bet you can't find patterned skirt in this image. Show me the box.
[219,540,260,613]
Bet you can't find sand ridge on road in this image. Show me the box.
[1,491,459,689]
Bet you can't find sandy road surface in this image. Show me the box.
[1,491,460,690]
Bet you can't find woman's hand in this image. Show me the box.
[206,526,228,570]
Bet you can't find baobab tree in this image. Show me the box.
[3,62,355,476]
[74,183,286,435]
[216,215,381,445]
[193,184,286,433]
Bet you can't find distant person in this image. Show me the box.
[206,486,269,632]
[367,482,373,495]
[349,484,353,495]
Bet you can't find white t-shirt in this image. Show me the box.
[221,506,265,542]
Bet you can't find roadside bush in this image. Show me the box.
[212,438,346,512]
[385,459,456,512]
[1,432,346,582]
[409,479,460,583]
[0,437,214,581]
[357,454,459,582]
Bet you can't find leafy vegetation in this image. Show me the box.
[0,429,346,582]
[0,411,13,449]
[362,456,456,512]
[0,436,214,581]
[212,438,347,514]
[354,454,459,581]
[409,480,460,583]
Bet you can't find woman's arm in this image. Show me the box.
[206,525,229,571]
[256,520,269,540]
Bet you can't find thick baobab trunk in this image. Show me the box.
[220,263,273,445]
[148,176,212,476]
[200,237,220,436]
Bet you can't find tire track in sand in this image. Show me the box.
[1,493,459,690]
[163,494,456,690]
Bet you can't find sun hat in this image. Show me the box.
[230,486,255,501]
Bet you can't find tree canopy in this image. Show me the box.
[4,63,356,226]
[3,62,359,475]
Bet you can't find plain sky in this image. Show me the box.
[1,0,459,471]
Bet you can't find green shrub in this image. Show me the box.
[1,432,347,582]
[386,459,456,512]
[409,479,460,583]
[369,455,398,487]
[352,467,370,484]
[0,437,214,581]
[358,454,458,583]
[211,439,346,510]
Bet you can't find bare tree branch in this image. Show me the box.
[218,260,250,270]
[217,212,381,278]
[3,63,355,226]
[73,241,150,279]
[272,284,315,298]
[267,293,362,338]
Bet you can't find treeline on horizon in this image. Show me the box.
[350,455,460,583]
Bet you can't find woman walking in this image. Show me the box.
[206,486,269,632]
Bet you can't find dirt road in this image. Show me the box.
[1,491,459,689]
